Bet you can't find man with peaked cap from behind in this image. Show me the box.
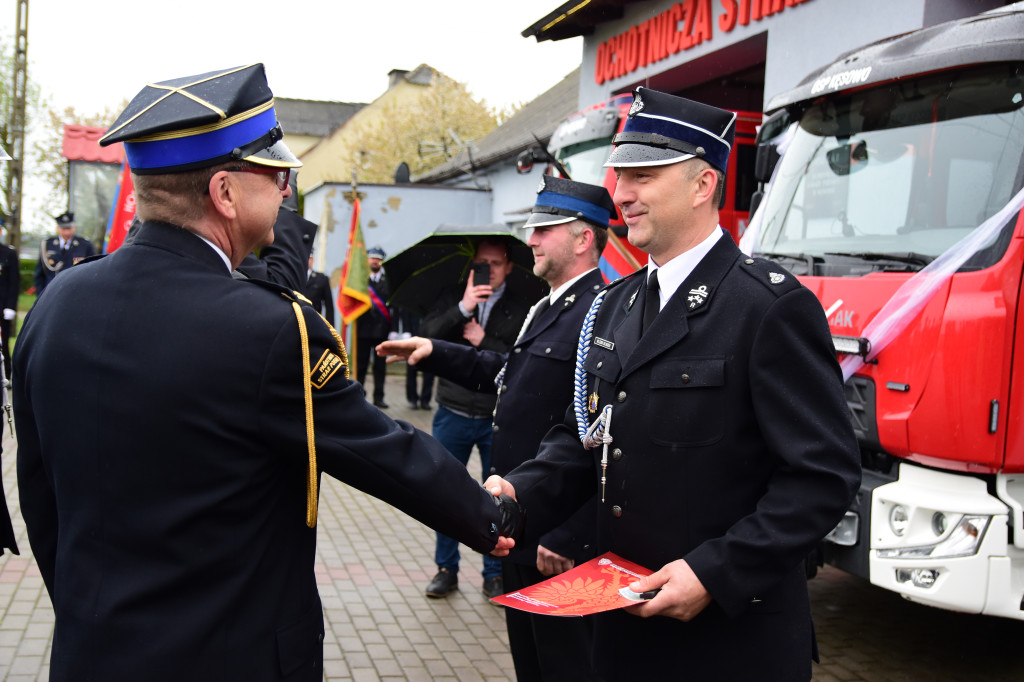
[379,176,614,681]
[14,64,522,682]
[33,211,95,297]
[485,86,861,680]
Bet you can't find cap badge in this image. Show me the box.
[769,272,786,285]
[687,284,710,311]
[628,93,645,118]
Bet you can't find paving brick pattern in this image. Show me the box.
[1,374,1023,680]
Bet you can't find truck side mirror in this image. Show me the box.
[754,142,781,183]
[516,149,535,174]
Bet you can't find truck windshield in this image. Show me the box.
[554,137,614,186]
[758,63,1024,270]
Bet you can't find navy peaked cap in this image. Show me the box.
[525,175,616,229]
[605,87,735,174]
[367,246,386,259]
[55,211,75,226]
[99,64,301,175]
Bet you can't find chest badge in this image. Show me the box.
[769,272,786,285]
[687,284,710,311]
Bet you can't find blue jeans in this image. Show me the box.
[432,405,503,579]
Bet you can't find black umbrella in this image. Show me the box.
[385,224,546,318]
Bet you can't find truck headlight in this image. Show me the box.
[889,505,909,536]
[877,515,991,560]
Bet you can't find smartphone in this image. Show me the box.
[471,262,491,287]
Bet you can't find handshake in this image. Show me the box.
[488,479,525,557]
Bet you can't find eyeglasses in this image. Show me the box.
[226,167,290,191]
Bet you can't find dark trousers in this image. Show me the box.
[0,317,12,381]
[503,561,596,681]
[406,365,434,406]
[356,336,387,401]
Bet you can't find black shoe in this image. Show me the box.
[407,401,420,410]
[481,576,504,600]
[420,401,432,410]
[425,568,458,598]
[373,399,389,409]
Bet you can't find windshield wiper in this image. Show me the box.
[825,251,934,269]
[757,252,821,276]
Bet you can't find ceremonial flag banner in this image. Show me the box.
[491,552,655,616]
[104,161,136,253]
[337,197,371,324]
[599,230,643,283]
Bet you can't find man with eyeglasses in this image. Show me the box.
[14,64,523,681]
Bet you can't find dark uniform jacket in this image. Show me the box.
[302,271,334,326]
[14,221,508,682]
[33,235,95,295]
[419,268,605,566]
[236,207,317,291]
[420,285,532,419]
[358,273,392,340]
[505,235,861,681]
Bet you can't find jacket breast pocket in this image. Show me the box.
[648,357,726,447]
[526,338,574,362]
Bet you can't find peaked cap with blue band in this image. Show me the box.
[99,64,301,175]
[604,86,736,174]
[525,175,616,230]
[55,211,75,227]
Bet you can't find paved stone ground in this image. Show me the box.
[1,373,1023,680]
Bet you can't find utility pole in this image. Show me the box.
[4,0,29,253]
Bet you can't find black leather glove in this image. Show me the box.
[492,494,526,543]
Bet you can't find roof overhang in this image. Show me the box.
[522,0,648,42]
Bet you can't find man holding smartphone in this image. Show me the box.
[419,238,532,600]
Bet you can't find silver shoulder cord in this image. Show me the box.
[573,290,614,502]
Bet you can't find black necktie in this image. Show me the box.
[642,270,660,335]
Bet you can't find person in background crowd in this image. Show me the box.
[378,176,615,680]
[396,308,433,410]
[357,246,392,408]
[14,63,522,682]
[486,87,861,680]
[33,212,95,297]
[302,256,335,326]
[418,237,532,600]
[0,226,19,381]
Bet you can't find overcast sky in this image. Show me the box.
[9,0,582,114]
[3,0,583,234]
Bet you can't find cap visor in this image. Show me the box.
[604,144,694,168]
[245,138,302,168]
[524,213,577,229]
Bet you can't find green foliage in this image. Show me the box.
[340,73,499,184]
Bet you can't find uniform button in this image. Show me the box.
[681,374,691,384]
[492,424,500,433]
[611,505,623,518]
[501,384,508,393]
[612,448,622,461]
[545,347,552,354]
[745,258,754,264]
[514,348,522,354]
[617,391,627,403]
[596,361,603,369]
[318,632,324,643]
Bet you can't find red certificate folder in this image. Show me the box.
[491,552,654,616]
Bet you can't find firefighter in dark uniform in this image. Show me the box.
[487,87,861,681]
[379,176,614,681]
[0,228,20,381]
[33,211,95,296]
[14,63,522,682]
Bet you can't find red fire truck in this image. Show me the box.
[527,93,760,280]
[750,3,1024,619]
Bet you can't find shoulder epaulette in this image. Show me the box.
[737,255,801,297]
[241,277,312,306]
